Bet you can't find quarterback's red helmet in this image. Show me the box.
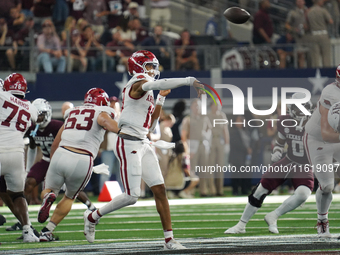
[128,50,160,78]
[3,73,28,97]
[84,88,109,106]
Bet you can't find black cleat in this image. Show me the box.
[0,214,6,226]
[6,221,22,231]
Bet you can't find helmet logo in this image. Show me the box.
[133,52,145,58]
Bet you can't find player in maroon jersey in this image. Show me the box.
[225,93,314,234]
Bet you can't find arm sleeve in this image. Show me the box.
[141,77,195,91]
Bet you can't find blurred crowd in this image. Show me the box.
[0,0,201,72]
[250,0,338,69]
[1,0,339,73]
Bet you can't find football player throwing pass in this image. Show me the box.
[84,50,204,250]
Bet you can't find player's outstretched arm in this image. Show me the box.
[131,77,205,99]
[97,112,120,134]
[320,104,340,143]
[142,77,205,98]
[50,125,64,159]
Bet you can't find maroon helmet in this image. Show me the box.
[3,73,28,97]
[128,50,160,78]
[84,88,109,106]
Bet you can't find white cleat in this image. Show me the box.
[23,227,39,243]
[164,238,187,250]
[316,220,331,238]
[84,209,98,243]
[264,211,279,234]
[224,223,246,234]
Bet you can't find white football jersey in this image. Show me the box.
[0,91,38,152]
[60,104,115,158]
[118,73,155,139]
[305,82,340,140]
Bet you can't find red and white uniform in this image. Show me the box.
[304,82,340,191]
[116,74,164,197]
[61,104,115,158]
[0,91,38,192]
[305,83,340,140]
[119,73,155,139]
[0,91,37,152]
[45,104,115,199]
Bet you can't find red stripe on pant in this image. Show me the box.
[116,137,126,193]
[121,138,130,195]
[73,156,93,199]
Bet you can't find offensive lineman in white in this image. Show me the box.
[84,50,204,249]
[0,73,39,242]
[304,65,340,237]
[37,88,119,241]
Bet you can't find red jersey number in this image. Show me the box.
[65,109,95,131]
[1,101,31,132]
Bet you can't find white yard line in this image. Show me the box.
[1,193,340,213]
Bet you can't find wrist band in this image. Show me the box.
[156,94,165,106]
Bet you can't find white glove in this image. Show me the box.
[93,163,110,176]
[224,144,230,155]
[271,151,282,162]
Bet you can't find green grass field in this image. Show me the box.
[1,195,340,251]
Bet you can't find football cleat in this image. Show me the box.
[38,192,56,223]
[224,223,246,234]
[164,238,186,250]
[23,227,39,243]
[264,211,279,234]
[17,226,40,240]
[39,230,58,242]
[6,221,22,231]
[0,214,6,226]
[316,220,331,238]
[84,209,98,243]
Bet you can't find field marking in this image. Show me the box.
[2,234,340,254]
[1,194,340,213]
[2,217,334,227]
[3,226,340,238]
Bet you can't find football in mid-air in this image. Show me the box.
[223,7,250,24]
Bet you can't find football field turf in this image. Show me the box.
[1,194,340,254]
